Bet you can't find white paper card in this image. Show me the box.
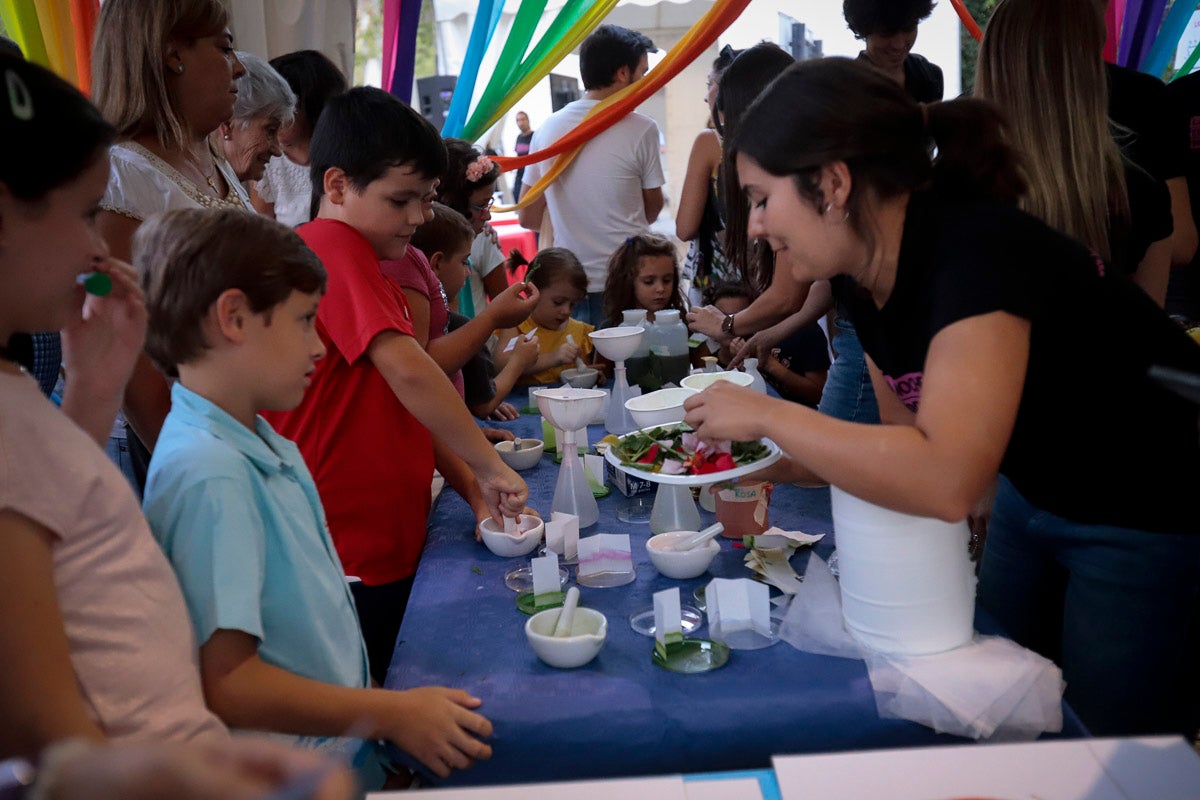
[503,327,538,352]
[530,551,560,598]
[376,774,689,799]
[707,578,771,639]
[577,533,632,578]
[545,512,579,560]
[653,587,682,648]
[584,454,606,487]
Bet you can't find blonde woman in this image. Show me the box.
[975,0,1172,304]
[92,0,250,490]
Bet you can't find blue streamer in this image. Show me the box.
[1141,0,1199,76]
[442,0,505,137]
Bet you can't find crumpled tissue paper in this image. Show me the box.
[779,554,1064,741]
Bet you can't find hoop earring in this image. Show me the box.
[823,201,849,224]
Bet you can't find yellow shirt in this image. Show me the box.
[502,317,595,385]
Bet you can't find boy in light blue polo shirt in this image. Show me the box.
[137,209,494,790]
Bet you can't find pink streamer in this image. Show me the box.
[381,0,401,92]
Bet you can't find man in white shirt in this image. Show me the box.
[519,25,666,325]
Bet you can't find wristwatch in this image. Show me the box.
[721,312,736,337]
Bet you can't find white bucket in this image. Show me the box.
[830,486,976,656]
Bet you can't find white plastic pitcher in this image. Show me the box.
[830,486,976,656]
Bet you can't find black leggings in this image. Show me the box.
[350,577,415,686]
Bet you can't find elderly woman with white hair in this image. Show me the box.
[218,51,295,183]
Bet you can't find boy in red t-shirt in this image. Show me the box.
[264,88,529,682]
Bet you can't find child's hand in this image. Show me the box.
[479,462,529,521]
[482,427,515,443]
[61,258,147,399]
[554,341,581,366]
[486,281,540,329]
[488,402,520,421]
[384,687,493,778]
[511,334,539,370]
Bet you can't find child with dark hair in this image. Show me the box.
[843,0,943,102]
[139,208,493,787]
[437,138,508,317]
[601,234,688,328]
[408,204,538,420]
[384,202,535,403]
[263,87,528,683]
[707,282,830,406]
[251,49,347,226]
[493,248,595,385]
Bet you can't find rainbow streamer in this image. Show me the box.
[460,0,619,142]
[381,0,401,92]
[1105,0,1125,63]
[492,0,752,212]
[34,0,77,83]
[387,0,422,99]
[0,0,50,66]
[68,0,98,93]
[949,0,983,43]
[1141,0,1199,76]
[441,0,505,136]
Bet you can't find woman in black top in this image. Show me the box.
[683,57,1200,737]
[843,0,943,103]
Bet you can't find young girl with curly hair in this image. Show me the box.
[600,234,687,328]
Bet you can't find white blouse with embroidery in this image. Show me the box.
[101,141,252,220]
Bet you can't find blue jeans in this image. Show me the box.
[817,318,880,424]
[978,476,1200,736]
[105,435,142,501]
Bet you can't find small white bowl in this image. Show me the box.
[560,367,599,388]
[495,438,544,471]
[478,514,544,557]
[646,531,721,579]
[525,607,607,668]
[680,370,755,392]
[624,387,697,428]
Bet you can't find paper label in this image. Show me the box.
[653,587,683,657]
[530,551,560,599]
[577,533,632,577]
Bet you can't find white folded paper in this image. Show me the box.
[530,551,560,599]
[544,512,579,561]
[707,578,772,648]
[577,533,632,578]
[503,328,538,353]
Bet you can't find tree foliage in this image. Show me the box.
[960,0,997,94]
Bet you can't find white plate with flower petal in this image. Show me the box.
[603,423,782,487]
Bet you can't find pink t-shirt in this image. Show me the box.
[380,246,465,398]
[0,369,227,743]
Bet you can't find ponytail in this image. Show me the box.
[925,99,1026,205]
[732,58,1025,224]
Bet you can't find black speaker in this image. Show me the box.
[416,75,457,129]
[548,73,580,112]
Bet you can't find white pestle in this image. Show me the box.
[676,522,725,551]
[552,586,582,637]
[502,515,521,538]
[565,334,588,371]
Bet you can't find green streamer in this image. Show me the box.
[463,0,614,141]
[460,0,547,141]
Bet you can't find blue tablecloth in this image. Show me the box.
[385,402,1085,786]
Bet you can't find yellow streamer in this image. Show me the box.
[495,0,735,213]
[33,0,77,83]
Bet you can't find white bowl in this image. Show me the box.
[588,326,644,362]
[560,367,599,388]
[624,387,697,428]
[525,607,607,668]
[495,438,544,470]
[478,514,544,557]
[680,371,755,392]
[646,531,721,579]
